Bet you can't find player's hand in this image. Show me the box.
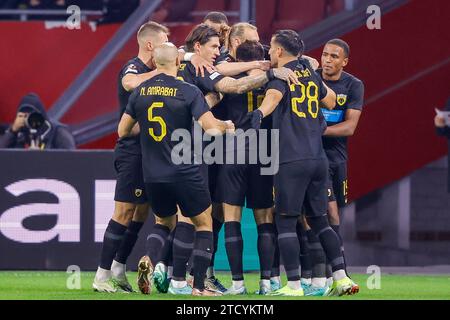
[254,60,271,71]
[435,115,446,128]
[273,67,299,85]
[11,112,27,132]
[224,120,235,134]
[249,109,264,130]
[302,55,319,70]
[191,54,215,77]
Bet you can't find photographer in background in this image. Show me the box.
[0,93,75,150]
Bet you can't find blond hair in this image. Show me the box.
[226,22,257,51]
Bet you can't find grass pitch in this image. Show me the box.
[1,271,450,300]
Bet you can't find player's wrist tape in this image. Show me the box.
[184,52,195,61]
[266,69,275,81]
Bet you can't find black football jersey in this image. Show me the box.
[318,69,364,164]
[177,61,226,119]
[125,73,210,183]
[117,57,152,154]
[222,72,269,130]
[267,59,328,164]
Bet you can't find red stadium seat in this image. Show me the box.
[271,0,326,32]
[255,0,277,42]
[194,0,226,11]
[327,0,345,15]
[226,0,240,11]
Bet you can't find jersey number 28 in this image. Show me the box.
[290,81,319,119]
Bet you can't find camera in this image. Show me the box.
[26,112,45,130]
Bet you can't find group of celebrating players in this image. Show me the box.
[91,11,364,297]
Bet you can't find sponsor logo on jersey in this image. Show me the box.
[209,72,221,80]
[125,64,138,74]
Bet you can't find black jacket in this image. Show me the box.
[0,93,76,150]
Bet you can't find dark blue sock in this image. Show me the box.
[275,214,300,281]
[115,221,144,264]
[100,219,127,269]
[271,219,280,277]
[257,223,276,280]
[297,221,312,279]
[145,223,171,266]
[331,224,347,273]
[225,221,244,281]
[306,215,345,272]
[306,229,326,279]
[172,222,195,280]
[193,231,214,290]
[210,217,223,268]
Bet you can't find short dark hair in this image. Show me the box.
[272,30,304,57]
[137,21,169,41]
[185,24,220,52]
[326,39,350,58]
[203,11,228,25]
[236,40,265,62]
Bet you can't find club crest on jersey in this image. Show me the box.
[135,189,143,197]
[337,94,347,106]
[125,64,138,74]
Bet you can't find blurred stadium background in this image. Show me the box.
[0,0,449,277]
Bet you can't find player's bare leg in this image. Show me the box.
[253,207,276,295]
[327,201,340,226]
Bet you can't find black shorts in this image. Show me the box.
[327,162,348,208]
[145,172,211,218]
[208,163,220,203]
[216,163,273,209]
[199,163,219,203]
[113,145,147,204]
[274,159,328,217]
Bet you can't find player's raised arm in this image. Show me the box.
[214,67,298,95]
[215,60,270,76]
[122,70,160,92]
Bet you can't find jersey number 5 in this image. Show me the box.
[148,102,166,142]
[290,81,319,119]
